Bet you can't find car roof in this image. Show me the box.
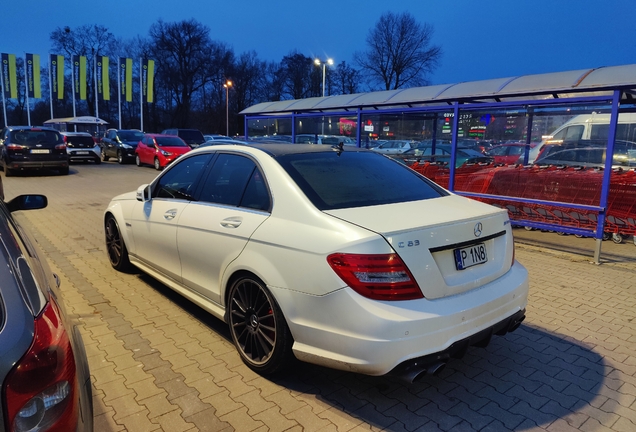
[194,143,369,157]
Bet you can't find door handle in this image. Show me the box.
[221,217,242,228]
[164,209,178,220]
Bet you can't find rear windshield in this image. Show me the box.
[178,130,205,143]
[118,131,144,141]
[64,135,95,146]
[155,136,188,147]
[10,130,61,146]
[276,151,447,210]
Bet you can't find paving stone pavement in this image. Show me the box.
[3,162,636,432]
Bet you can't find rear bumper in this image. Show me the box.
[68,148,100,161]
[271,260,529,376]
[6,159,69,170]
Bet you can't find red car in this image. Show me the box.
[486,143,537,165]
[135,134,191,170]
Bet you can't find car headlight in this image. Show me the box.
[121,144,132,149]
[160,150,172,156]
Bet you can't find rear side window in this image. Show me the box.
[199,154,263,208]
[10,130,61,147]
[277,151,447,210]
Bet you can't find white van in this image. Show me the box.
[524,112,636,163]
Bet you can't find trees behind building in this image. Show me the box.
[3,13,441,135]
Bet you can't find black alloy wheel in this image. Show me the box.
[105,215,132,272]
[117,151,125,164]
[228,276,293,375]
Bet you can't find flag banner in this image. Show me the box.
[26,54,41,99]
[120,57,133,102]
[50,54,64,100]
[142,59,155,103]
[73,55,87,100]
[97,56,110,101]
[1,53,17,99]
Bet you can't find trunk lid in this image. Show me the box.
[324,195,514,299]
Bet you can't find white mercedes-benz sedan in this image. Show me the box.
[104,143,528,382]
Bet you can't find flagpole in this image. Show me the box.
[118,57,122,129]
[94,53,99,119]
[24,55,31,126]
[139,58,143,132]
[1,62,7,127]
[49,55,53,119]
[71,56,76,119]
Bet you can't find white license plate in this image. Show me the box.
[454,243,487,270]
[74,151,89,155]
[30,149,50,154]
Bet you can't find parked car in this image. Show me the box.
[370,140,414,154]
[62,132,101,164]
[486,143,537,165]
[0,177,93,431]
[204,134,229,142]
[392,144,494,168]
[199,138,251,147]
[100,129,145,164]
[135,133,191,170]
[161,128,206,148]
[0,126,69,176]
[533,139,636,168]
[104,144,528,382]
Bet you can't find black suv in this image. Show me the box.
[100,129,145,164]
[0,126,69,176]
[160,128,206,148]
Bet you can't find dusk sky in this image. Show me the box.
[3,0,635,88]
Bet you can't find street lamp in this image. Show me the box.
[314,58,333,97]
[224,80,232,136]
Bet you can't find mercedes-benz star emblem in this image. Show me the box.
[474,222,483,237]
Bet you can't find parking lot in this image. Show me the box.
[4,161,636,432]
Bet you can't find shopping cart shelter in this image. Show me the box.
[241,64,636,262]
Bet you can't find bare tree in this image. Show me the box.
[148,19,215,127]
[280,51,315,100]
[354,12,442,90]
[332,61,361,95]
[50,25,118,118]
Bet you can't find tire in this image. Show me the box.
[154,157,162,170]
[59,167,69,175]
[612,233,623,244]
[94,157,101,165]
[4,166,13,177]
[117,151,125,164]
[105,215,132,272]
[135,154,141,167]
[227,275,293,375]
[101,149,109,162]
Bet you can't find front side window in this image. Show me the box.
[153,154,212,200]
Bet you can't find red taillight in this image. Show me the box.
[55,144,66,150]
[3,299,79,432]
[6,143,22,150]
[327,253,423,301]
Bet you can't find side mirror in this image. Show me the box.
[7,195,48,212]
[136,184,151,202]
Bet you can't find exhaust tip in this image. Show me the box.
[426,361,447,376]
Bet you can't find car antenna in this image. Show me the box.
[331,142,344,155]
